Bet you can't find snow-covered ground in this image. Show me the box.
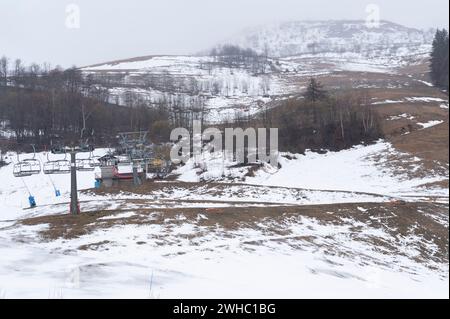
[174,141,449,198]
[0,140,448,298]
[284,49,430,75]
[0,144,401,222]
[372,96,448,105]
[417,120,444,129]
[387,113,415,121]
[0,149,108,221]
[1,140,447,223]
[0,210,448,298]
[1,18,448,299]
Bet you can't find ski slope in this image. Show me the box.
[0,141,448,298]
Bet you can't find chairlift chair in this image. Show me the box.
[13,160,39,177]
[76,158,95,171]
[89,157,101,167]
[13,146,42,177]
[43,152,71,175]
[89,152,101,167]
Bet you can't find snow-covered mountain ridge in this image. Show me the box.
[81,20,434,123]
[219,20,434,57]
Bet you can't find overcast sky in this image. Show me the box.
[1,0,449,67]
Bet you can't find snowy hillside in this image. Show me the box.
[221,20,434,58]
[173,141,449,198]
[81,20,434,124]
[82,55,292,123]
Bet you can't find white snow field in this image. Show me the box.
[0,215,448,299]
[0,141,448,298]
[175,141,449,198]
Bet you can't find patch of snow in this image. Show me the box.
[372,99,404,105]
[387,113,415,121]
[0,212,447,298]
[416,80,433,87]
[417,120,444,129]
[174,141,448,198]
[406,97,447,103]
[246,141,446,196]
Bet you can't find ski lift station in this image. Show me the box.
[11,132,171,212]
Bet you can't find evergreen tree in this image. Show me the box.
[304,78,327,102]
[430,29,449,91]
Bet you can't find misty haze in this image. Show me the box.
[0,0,448,302]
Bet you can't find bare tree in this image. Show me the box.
[0,56,9,86]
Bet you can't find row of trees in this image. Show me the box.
[1,53,382,156]
[0,56,171,148]
[430,29,449,91]
[138,72,269,97]
[210,44,271,74]
[230,79,382,153]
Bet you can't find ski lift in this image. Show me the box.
[89,152,101,167]
[41,158,62,197]
[43,152,71,175]
[76,157,95,171]
[13,146,41,177]
[20,177,37,208]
